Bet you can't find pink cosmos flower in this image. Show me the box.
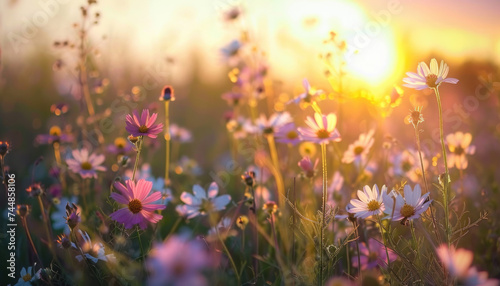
[298,112,341,144]
[298,156,319,178]
[66,149,106,179]
[126,109,164,138]
[109,179,166,229]
[147,235,211,286]
[436,244,498,286]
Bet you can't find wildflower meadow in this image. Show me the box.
[1,0,500,285]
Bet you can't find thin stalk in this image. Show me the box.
[377,216,392,271]
[250,186,259,279]
[132,137,143,181]
[319,143,328,285]
[38,196,56,257]
[21,217,42,266]
[433,87,451,246]
[53,142,67,191]
[164,101,171,186]
[216,224,241,285]
[136,226,145,260]
[353,221,361,279]
[413,125,441,242]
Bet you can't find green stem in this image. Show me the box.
[164,101,171,186]
[216,225,241,284]
[320,142,327,285]
[377,216,392,270]
[137,226,145,260]
[433,87,451,246]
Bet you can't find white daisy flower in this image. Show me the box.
[250,112,292,136]
[75,230,116,263]
[287,78,323,105]
[403,58,459,90]
[176,182,231,219]
[14,265,41,286]
[342,129,375,164]
[348,184,387,219]
[383,184,431,222]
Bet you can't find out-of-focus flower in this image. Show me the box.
[298,156,318,178]
[328,171,344,193]
[390,149,428,183]
[403,58,458,90]
[223,6,241,21]
[0,141,10,157]
[221,40,242,63]
[35,126,74,145]
[299,142,317,158]
[110,179,166,229]
[298,112,341,144]
[177,182,231,219]
[236,215,249,230]
[348,184,387,219]
[48,184,62,198]
[207,217,237,242]
[107,137,133,155]
[159,85,175,101]
[126,109,164,139]
[383,184,431,223]
[353,238,397,270]
[287,78,323,105]
[342,129,375,164]
[56,233,74,249]
[446,132,475,170]
[64,202,81,230]
[274,122,301,145]
[251,112,292,135]
[75,230,115,263]
[14,264,41,286]
[66,149,106,179]
[50,103,69,116]
[263,200,278,214]
[169,124,192,143]
[16,205,31,218]
[227,116,252,139]
[241,171,256,187]
[408,106,424,128]
[146,235,211,286]
[246,165,271,184]
[221,91,244,106]
[26,183,43,197]
[436,245,498,286]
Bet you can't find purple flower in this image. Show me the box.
[125,109,164,139]
[275,122,301,145]
[353,238,397,270]
[298,113,341,144]
[109,179,166,229]
[66,149,106,179]
[107,137,133,155]
[35,126,74,145]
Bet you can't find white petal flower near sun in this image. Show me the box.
[446,132,476,170]
[403,58,459,90]
[348,184,387,219]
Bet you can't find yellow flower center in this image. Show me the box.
[23,273,32,282]
[287,131,298,140]
[316,129,330,139]
[402,161,412,172]
[367,200,381,212]
[114,137,127,149]
[49,126,62,136]
[128,199,143,214]
[199,199,214,214]
[138,125,149,133]
[425,74,438,88]
[80,162,93,170]
[353,146,364,156]
[400,204,415,218]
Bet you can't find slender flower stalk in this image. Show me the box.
[160,85,175,186]
[377,215,392,271]
[131,137,143,181]
[320,142,327,284]
[434,87,452,246]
